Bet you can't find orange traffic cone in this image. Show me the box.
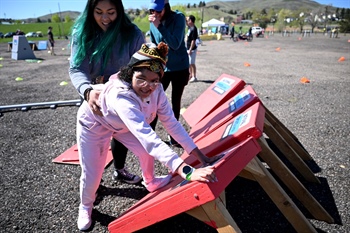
[276,47,281,51]
[244,62,251,67]
[338,56,345,62]
[300,77,310,84]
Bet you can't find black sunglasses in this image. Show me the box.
[149,9,162,14]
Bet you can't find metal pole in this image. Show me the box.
[58,2,65,38]
[0,99,81,113]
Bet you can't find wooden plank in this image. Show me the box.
[238,169,256,181]
[250,157,318,233]
[219,191,226,207]
[258,137,334,224]
[186,197,241,233]
[243,156,265,177]
[108,138,261,233]
[264,118,320,183]
[264,106,312,160]
[52,144,113,167]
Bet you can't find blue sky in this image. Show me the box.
[0,0,349,19]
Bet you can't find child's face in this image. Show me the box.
[132,69,160,100]
[94,0,117,32]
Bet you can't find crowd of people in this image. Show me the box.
[68,0,214,231]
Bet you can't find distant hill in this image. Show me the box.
[205,0,341,12]
[21,0,345,23]
[22,11,81,23]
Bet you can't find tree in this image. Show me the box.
[275,9,293,32]
[291,8,308,32]
[135,9,140,16]
[65,15,72,23]
[307,12,320,33]
[339,8,350,32]
[340,8,346,19]
[52,14,61,23]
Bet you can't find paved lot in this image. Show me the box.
[0,33,349,232]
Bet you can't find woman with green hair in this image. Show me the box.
[69,0,144,190]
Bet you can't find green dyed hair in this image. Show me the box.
[71,0,136,70]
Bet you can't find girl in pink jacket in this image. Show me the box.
[76,42,218,231]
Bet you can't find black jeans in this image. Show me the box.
[150,68,189,129]
[111,138,127,170]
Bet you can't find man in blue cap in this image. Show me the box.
[148,0,190,147]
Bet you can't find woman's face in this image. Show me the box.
[132,69,160,100]
[150,8,165,21]
[94,0,117,32]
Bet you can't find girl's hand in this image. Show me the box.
[190,165,218,183]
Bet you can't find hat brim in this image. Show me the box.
[149,2,164,11]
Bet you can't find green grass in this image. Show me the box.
[0,21,152,44]
[0,22,74,43]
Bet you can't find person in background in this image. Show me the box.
[186,15,199,83]
[230,21,235,39]
[69,0,145,203]
[47,26,55,55]
[76,41,219,231]
[15,29,25,35]
[148,0,189,147]
[248,26,253,37]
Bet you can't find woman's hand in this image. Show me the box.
[148,13,160,28]
[87,89,102,116]
[191,165,218,183]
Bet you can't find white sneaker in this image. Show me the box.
[77,206,92,231]
[142,174,172,192]
[189,77,198,83]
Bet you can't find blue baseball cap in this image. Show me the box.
[149,0,164,11]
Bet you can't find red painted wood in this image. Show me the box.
[190,85,260,143]
[182,102,265,167]
[182,73,246,127]
[108,137,261,233]
[52,144,113,167]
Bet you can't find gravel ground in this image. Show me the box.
[0,33,349,233]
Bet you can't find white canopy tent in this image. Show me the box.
[202,18,225,28]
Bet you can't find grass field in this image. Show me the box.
[0,21,153,43]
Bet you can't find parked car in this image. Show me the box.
[0,32,4,38]
[251,27,263,35]
[4,32,15,38]
[36,31,43,37]
[25,32,37,37]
